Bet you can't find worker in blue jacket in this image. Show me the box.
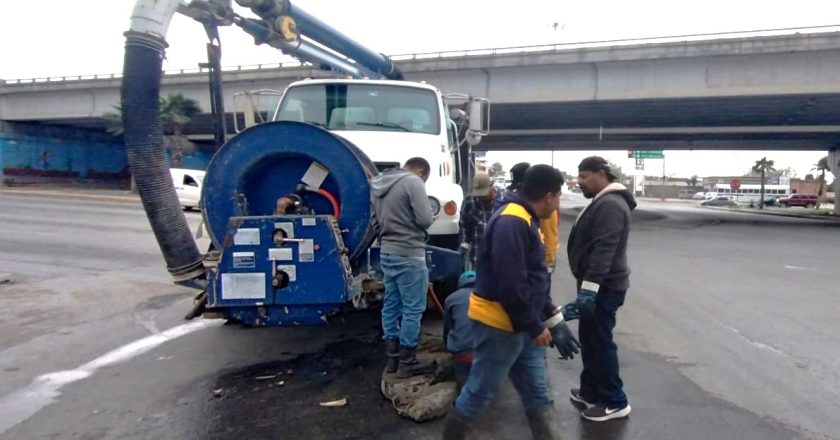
[443,271,477,390]
[443,165,580,440]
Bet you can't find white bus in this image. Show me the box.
[713,184,790,204]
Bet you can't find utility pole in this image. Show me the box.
[661,155,666,201]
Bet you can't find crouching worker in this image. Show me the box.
[443,165,580,440]
[444,271,477,390]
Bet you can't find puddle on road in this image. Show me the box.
[202,338,407,440]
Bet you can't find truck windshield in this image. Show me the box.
[275,83,441,135]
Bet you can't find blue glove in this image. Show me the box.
[576,287,597,319]
[560,302,580,321]
[549,322,581,360]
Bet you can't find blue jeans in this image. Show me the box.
[579,288,628,407]
[380,253,429,348]
[453,322,553,419]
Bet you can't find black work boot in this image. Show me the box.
[526,406,561,440]
[396,346,437,378]
[442,410,471,440]
[384,339,400,374]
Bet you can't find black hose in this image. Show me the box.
[121,32,205,287]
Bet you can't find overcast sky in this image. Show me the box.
[1,0,838,179]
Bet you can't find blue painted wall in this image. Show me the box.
[0,132,127,178]
[0,132,214,180]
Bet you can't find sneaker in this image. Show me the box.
[581,404,631,422]
[569,388,596,407]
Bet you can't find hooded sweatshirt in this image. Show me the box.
[370,169,434,257]
[567,183,637,291]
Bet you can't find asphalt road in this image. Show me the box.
[0,191,838,439]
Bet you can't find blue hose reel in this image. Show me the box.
[200,121,461,326]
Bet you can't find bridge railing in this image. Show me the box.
[3,25,839,86]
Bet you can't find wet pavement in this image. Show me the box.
[1,192,839,439]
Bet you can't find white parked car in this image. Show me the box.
[704,192,719,200]
[691,192,706,200]
[170,168,206,210]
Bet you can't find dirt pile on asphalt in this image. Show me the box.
[203,338,409,439]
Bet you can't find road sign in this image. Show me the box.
[632,150,664,159]
[730,178,741,190]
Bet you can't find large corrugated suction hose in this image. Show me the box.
[121,32,205,286]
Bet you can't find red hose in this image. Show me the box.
[313,188,341,220]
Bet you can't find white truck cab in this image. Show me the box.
[270,78,483,249]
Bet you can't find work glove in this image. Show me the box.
[560,302,580,321]
[543,311,581,360]
[576,284,598,319]
[549,322,580,359]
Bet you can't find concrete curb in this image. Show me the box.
[703,206,840,222]
[0,188,140,204]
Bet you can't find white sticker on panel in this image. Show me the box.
[233,228,261,245]
[300,162,329,189]
[221,273,266,299]
[299,239,315,262]
[268,248,294,261]
[232,252,256,269]
[277,265,297,282]
[302,218,316,226]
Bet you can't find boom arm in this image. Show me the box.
[235,0,403,79]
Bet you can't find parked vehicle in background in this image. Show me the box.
[778,194,818,208]
[701,196,738,207]
[169,168,206,210]
[713,183,790,204]
[704,192,719,200]
[678,190,699,200]
[692,192,706,200]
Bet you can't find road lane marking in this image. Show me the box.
[715,320,789,358]
[0,319,221,435]
[783,265,819,272]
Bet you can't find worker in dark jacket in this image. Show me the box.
[566,156,637,422]
[443,271,477,389]
[443,165,580,440]
[459,173,495,270]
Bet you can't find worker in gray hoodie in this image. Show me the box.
[370,157,437,378]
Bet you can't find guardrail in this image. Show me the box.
[3,25,839,85]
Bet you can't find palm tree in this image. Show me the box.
[102,93,201,168]
[103,105,124,137]
[160,93,201,168]
[812,156,830,209]
[751,157,776,209]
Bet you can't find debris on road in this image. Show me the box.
[319,397,348,407]
[254,374,277,381]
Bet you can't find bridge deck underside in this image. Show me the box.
[20,93,840,151]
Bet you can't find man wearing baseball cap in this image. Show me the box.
[459,173,495,270]
[566,156,636,422]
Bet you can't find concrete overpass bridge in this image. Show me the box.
[3,30,840,151]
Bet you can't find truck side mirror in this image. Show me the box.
[468,98,490,136]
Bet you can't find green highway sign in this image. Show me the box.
[632,150,664,159]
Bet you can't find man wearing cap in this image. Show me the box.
[566,156,637,422]
[493,161,530,212]
[459,173,496,270]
